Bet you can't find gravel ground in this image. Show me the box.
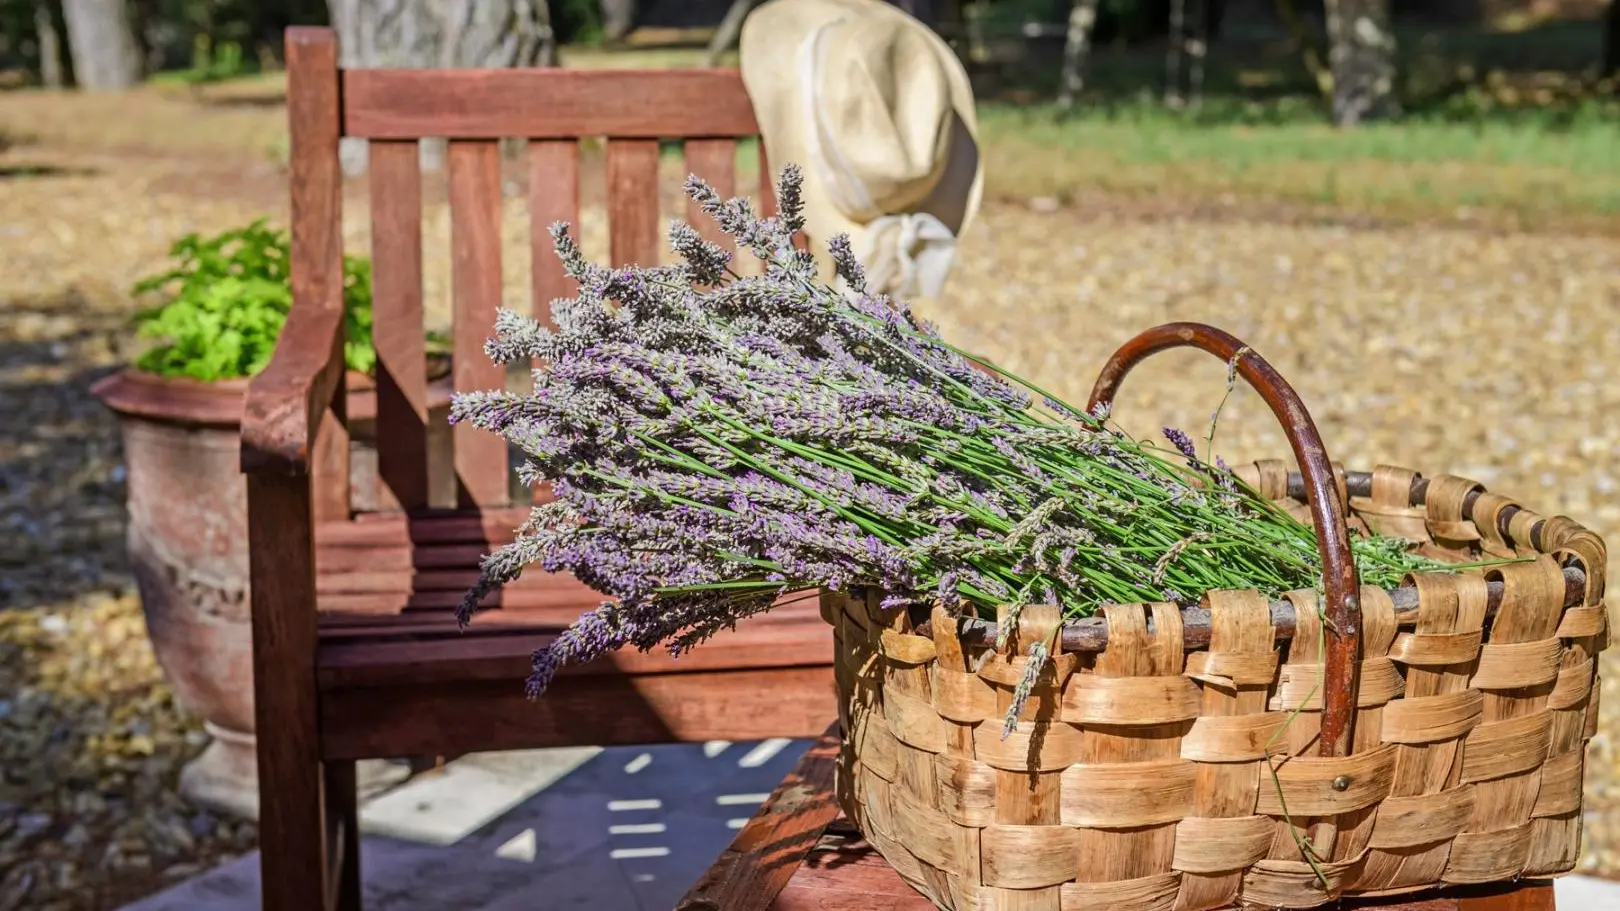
[2,95,1618,907]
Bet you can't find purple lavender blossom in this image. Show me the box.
[1162,427,1199,461]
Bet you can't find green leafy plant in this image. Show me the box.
[182,34,249,85]
[131,219,377,381]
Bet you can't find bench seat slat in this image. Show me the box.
[317,589,597,615]
[319,598,829,683]
[317,508,531,545]
[319,662,836,760]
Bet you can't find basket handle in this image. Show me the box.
[1087,322,1362,760]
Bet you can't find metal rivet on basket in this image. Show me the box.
[1331,775,1352,791]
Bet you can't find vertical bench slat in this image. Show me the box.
[752,145,806,254]
[606,138,662,267]
[311,392,351,524]
[527,139,580,505]
[684,138,736,250]
[448,139,510,508]
[529,139,580,329]
[369,140,429,512]
[757,142,778,219]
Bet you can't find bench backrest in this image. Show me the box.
[285,26,775,523]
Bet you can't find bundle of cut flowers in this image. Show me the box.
[450,166,1451,706]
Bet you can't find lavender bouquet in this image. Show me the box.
[450,166,1443,699]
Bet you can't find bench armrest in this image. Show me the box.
[240,303,345,475]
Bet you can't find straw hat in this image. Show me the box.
[739,0,983,300]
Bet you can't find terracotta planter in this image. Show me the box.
[92,367,452,818]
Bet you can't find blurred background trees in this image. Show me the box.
[0,0,1614,128]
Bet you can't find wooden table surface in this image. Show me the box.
[676,725,1558,911]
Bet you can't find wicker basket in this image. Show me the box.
[824,323,1609,911]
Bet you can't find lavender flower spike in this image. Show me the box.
[1162,426,1199,460]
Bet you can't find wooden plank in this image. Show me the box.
[607,138,662,267]
[1456,882,1556,911]
[316,615,565,637]
[771,851,933,911]
[252,29,340,911]
[316,509,530,547]
[527,139,579,506]
[343,68,758,140]
[752,141,811,260]
[757,141,778,219]
[314,564,624,594]
[319,664,837,760]
[369,140,429,512]
[529,139,580,324]
[683,138,736,250]
[315,587,594,616]
[317,542,490,574]
[678,724,842,911]
[315,587,822,629]
[310,388,350,524]
[448,140,509,508]
[316,594,831,688]
[318,568,496,593]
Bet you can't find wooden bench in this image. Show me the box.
[679,727,1561,911]
[242,27,836,911]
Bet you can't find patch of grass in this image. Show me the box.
[975,98,1620,225]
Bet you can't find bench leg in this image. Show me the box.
[325,760,362,911]
[256,753,360,911]
[255,718,332,910]
[250,472,346,910]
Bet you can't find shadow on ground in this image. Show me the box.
[123,739,815,911]
[0,164,99,180]
[0,292,134,609]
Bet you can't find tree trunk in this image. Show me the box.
[1056,0,1100,110]
[1166,0,1185,107]
[704,0,756,67]
[1273,0,1332,97]
[61,0,142,90]
[601,0,638,43]
[35,0,67,88]
[1187,0,1211,107]
[964,0,989,63]
[1323,0,1399,126]
[327,0,557,175]
[1604,0,1619,78]
[890,0,937,25]
[533,0,556,68]
[1167,0,1218,108]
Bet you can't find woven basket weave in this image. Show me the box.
[824,323,1610,911]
